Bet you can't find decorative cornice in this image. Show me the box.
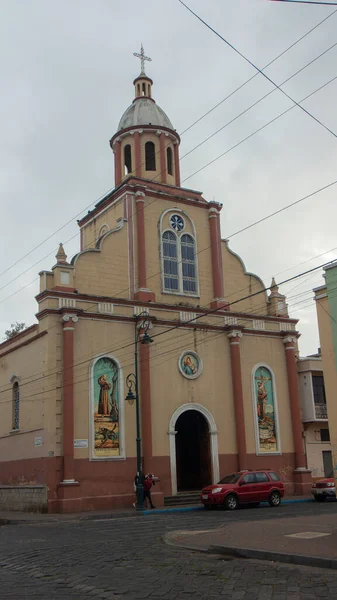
[61,314,79,324]
[227,330,243,340]
[283,335,297,346]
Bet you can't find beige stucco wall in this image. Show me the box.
[304,422,331,478]
[222,241,268,315]
[0,329,51,461]
[240,335,294,455]
[316,293,337,473]
[149,326,236,457]
[73,224,130,298]
[81,197,125,251]
[72,318,137,460]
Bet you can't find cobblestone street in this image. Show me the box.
[2,505,337,599]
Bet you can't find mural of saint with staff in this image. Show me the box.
[93,357,120,458]
[254,366,279,454]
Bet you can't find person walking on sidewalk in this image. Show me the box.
[143,473,156,509]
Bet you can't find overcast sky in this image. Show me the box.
[0,0,336,355]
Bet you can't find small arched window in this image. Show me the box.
[145,141,156,171]
[137,83,140,95]
[167,147,173,176]
[12,382,20,430]
[162,231,178,291]
[181,234,196,293]
[142,82,146,96]
[124,144,132,175]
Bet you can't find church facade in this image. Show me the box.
[0,55,311,512]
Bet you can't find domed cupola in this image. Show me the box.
[110,45,181,188]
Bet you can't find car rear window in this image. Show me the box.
[269,472,280,481]
[218,473,241,484]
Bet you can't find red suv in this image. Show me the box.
[201,470,284,510]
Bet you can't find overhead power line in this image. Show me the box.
[270,1,337,6]
[179,0,337,139]
[1,7,336,284]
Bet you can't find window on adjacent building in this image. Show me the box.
[145,141,156,171]
[12,382,20,430]
[320,428,330,442]
[312,375,326,404]
[124,144,132,175]
[162,231,178,291]
[181,234,197,293]
[167,147,173,175]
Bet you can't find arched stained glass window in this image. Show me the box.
[253,366,280,454]
[145,141,156,171]
[181,234,196,293]
[162,231,178,291]
[12,382,20,430]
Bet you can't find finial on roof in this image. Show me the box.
[133,44,152,75]
[270,277,278,292]
[56,243,68,264]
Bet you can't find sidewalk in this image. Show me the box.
[165,508,337,570]
[0,495,313,525]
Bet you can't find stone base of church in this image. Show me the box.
[292,469,312,495]
[0,453,311,514]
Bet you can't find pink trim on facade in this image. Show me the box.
[134,131,141,177]
[62,316,76,482]
[114,140,122,187]
[228,330,247,469]
[284,337,306,469]
[209,208,224,303]
[126,194,135,299]
[160,133,167,184]
[173,144,181,187]
[135,194,147,290]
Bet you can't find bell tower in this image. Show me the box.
[110,45,181,188]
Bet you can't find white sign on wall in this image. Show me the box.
[74,439,88,448]
[34,437,42,447]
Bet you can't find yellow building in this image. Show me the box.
[0,54,312,512]
[314,263,337,484]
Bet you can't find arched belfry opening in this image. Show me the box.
[175,410,211,491]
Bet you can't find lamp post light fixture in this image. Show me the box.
[125,311,153,511]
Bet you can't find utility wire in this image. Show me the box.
[179,0,337,139]
[2,8,336,283]
[183,74,337,183]
[270,1,337,6]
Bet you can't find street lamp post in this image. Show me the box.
[125,311,153,511]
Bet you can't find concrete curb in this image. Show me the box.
[208,544,337,571]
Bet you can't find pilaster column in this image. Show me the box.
[61,313,78,483]
[283,335,306,470]
[159,132,167,184]
[139,342,152,469]
[114,139,122,187]
[134,131,142,177]
[134,190,155,302]
[228,329,247,470]
[209,204,227,310]
[173,142,181,187]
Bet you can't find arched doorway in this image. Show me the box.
[175,410,211,491]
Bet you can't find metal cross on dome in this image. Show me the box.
[133,44,152,74]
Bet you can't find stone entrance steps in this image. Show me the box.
[164,491,201,506]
